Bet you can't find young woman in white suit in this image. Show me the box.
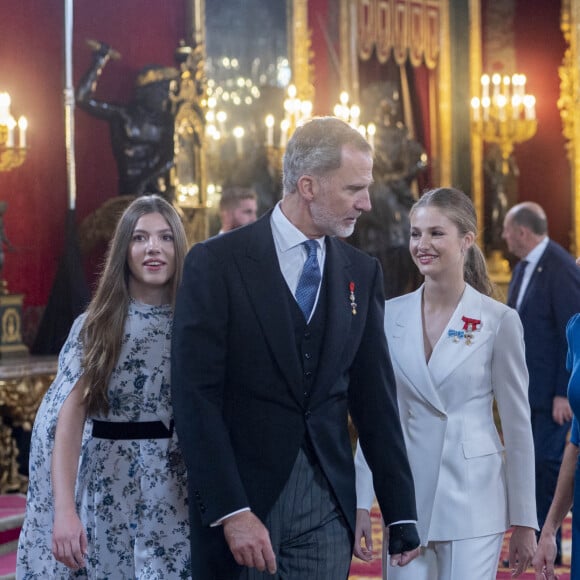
[354,187,538,579]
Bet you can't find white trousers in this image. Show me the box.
[383,532,504,580]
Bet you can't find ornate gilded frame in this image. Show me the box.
[469,0,484,237]
[559,0,580,253]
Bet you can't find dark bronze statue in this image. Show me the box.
[483,146,518,255]
[0,201,14,288]
[350,87,427,298]
[76,41,178,198]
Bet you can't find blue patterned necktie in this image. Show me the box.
[507,259,528,309]
[295,239,321,320]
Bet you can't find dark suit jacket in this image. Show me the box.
[513,239,580,411]
[171,213,417,576]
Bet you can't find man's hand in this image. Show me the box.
[508,525,537,577]
[552,396,572,425]
[222,511,277,574]
[532,531,558,580]
[390,547,421,567]
[353,508,374,561]
[387,522,421,567]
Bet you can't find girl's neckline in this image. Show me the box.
[129,298,171,310]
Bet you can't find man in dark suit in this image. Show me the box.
[503,201,580,563]
[172,117,420,579]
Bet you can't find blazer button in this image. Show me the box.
[304,410,312,419]
[304,352,312,359]
[199,503,206,513]
[304,370,312,378]
[303,391,311,398]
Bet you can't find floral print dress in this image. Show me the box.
[17,301,191,579]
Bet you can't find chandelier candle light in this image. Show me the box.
[263,84,314,175]
[471,73,537,174]
[0,92,28,172]
[332,91,376,149]
[0,90,29,357]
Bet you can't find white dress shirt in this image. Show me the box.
[271,202,325,322]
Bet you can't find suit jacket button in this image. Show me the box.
[304,410,312,419]
[199,503,206,513]
[303,391,310,398]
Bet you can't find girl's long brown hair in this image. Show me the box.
[81,195,188,415]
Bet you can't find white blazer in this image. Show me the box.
[356,284,538,544]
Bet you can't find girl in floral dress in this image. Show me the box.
[17,195,191,579]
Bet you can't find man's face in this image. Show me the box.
[502,214,526,258]
[309,145,373,238]
[226,198,258,231]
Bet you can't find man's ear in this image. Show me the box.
[297,175,316,201]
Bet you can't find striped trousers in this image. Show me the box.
[241,445,352,580]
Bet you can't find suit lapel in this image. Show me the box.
[427,284,487,387]
[234,216,303,401]
[389,287,446,414]
[313,238,353,395]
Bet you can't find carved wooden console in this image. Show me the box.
[0,356,57,493]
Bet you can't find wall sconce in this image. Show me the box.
[0,92,28,172]
[0,90,29,356]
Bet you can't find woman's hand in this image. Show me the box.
[509,525,537,577]
[353,508,374,561]
[52,508,88,570]
[532,530,558,580]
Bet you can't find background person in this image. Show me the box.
[171,116,420,579]
[532,419,579,579]
[17,195,190,578]
[532,257,580,579]
[355,187,538,579]
[218,186,258,233]
[503,201,580,563]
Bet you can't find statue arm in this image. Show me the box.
[76,42,123,120]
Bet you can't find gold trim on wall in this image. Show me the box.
[438,0,452,186]
[560,0,580,253]
[470,0,483,236]
[290,0,315,102]
[340,0,360,101]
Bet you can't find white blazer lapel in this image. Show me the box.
[386,287,446,414]
[428,284,488,387]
